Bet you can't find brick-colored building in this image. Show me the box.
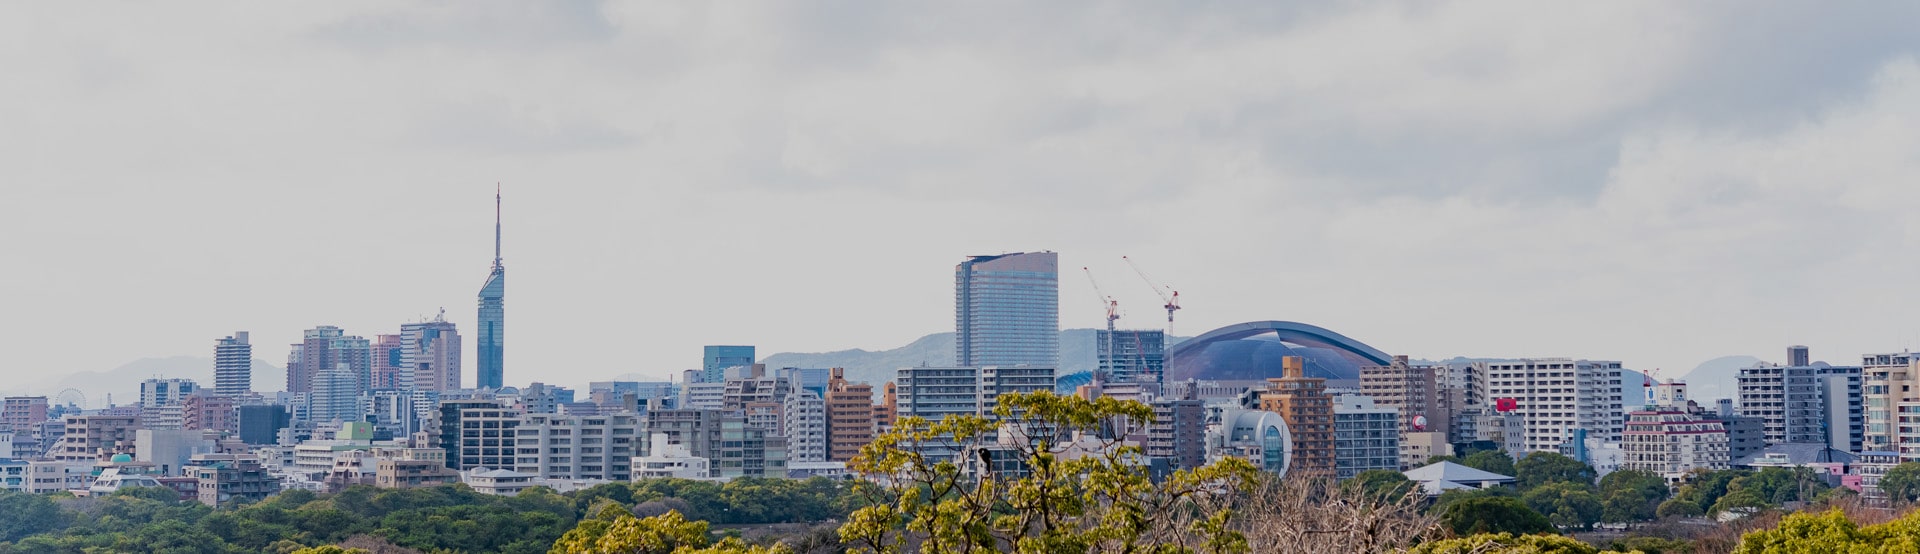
[182,394,238,433]
[57,415,142,462]
[825,368,875,462]
[1259,357,1332,477]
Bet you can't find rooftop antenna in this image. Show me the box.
[493,183,503,270]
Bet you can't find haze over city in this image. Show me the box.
[7,2,1920,394]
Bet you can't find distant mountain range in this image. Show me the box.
[762,329,1188,385]
[5,356,282,408]
[1676,355,1766,402]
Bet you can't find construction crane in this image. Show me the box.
[1122,255,1181,331]
[1083,266,1120,332]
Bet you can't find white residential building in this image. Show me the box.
[896,366,1056,462]
[783,390,828,463]
[1332,395,1399,481]
[680,382,726,410]
[1483,359,1625,452]
[513,413,640,482]
[631,433,712,480]
[1620,409,1730,483]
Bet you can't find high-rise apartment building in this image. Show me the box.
[1259,357,1333,477]
[1737,347,1862,450]
[639,409,788,479]
[57,415,140,462]
[825,368,875,462]
[370,334,404,390]
[1863,352,1920,458]
[875,382,897,433]
[2,397,48,432]
[1332,394,1400,481]
[1483,359,1625,452]
[955,252,1059,368]
[1096,329,1166,384]
[402,318,462,392]
[1621,409,1730,483]
[442,401,518,470]
[896,365,1056,461]
[1359,355,1450,468]
[784,390,828,463]
[310,366,361,424]
[702,346,756,383]
[1147,392,1207,471]
[513,413,639,481]
[182,394,237,433]
[214,332,252,396]
[477,189,506,390]
[286,326,371,395]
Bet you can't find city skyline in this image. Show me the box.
[7,3,1920,391]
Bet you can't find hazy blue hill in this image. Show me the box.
[1678,355,1764,402]
[761,328,1183,385]
[15,356,282,407]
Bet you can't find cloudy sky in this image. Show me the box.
[4,1,1920,393]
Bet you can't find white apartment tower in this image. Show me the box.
[1483,359,1625,452]
[513,413,639,482]
[783,390,828,463]
[214,332,252,396]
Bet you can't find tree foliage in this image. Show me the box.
[1596,470,1668,523]
[1462,450,1517,477]
[1732,508,1920,553]
[1513,452,1596,489]
[549,508,783,554]
[1408,532,1616,554]
[1439,497,1555,537]
[1879,462,1920,505]
[1521,482,1603,531]
[839,390,1260,554]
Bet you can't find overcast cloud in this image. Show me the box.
[3,1,1919,393]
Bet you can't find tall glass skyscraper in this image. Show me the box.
[955,252,1059,368]
[477,188,505,389]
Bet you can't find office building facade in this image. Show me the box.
[702,346,755,383]
[403,318,462,392]
[955,252,1059,368]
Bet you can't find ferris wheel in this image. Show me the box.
[55,388,86,410]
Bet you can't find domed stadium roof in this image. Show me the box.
[1167,321,1391,385]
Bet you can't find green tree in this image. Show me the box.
[1440,497,1555,536]
[1731,508,1920,553]
[838,391,1260,554]
[1409,532,1603,554]
[0,490,65,542]
[1462,450,1517,476]
[1513,452,1596,489]
[1520,482,1603,531]
[1596,470,1668,523]
[549,509,780,554]
[1878,462,1920,505]
[1344,469,1415,500]
[1654,497,1703,519]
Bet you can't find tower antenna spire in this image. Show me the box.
[493,183,503,269]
